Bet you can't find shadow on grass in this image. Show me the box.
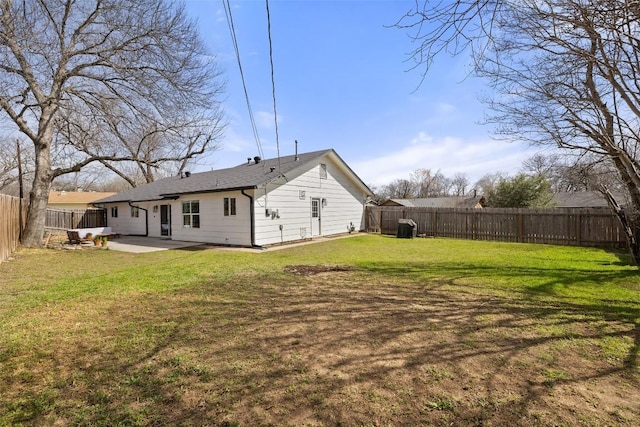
[359,259,640,319]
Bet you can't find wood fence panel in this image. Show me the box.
[366,206,626,248]
[579,209,623,247]
[472,209,519,243]
[45,208,106,230]
[379,208,404,235]
[0,194,28,263]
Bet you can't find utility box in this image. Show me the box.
[397,219,417,238]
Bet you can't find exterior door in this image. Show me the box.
[160,204,171,236]
[311,198,321,236]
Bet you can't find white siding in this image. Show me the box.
[169,192,252,246]
[253,156,366,246]
[103,194,252,246]
[105,202,147,235]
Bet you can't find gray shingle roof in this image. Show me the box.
[384,197,485,208]
[550,191,625,208]
[96,149,366,203]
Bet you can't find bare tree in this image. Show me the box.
[0,0,225,247]
[521,153,560,179]
[522,152,624,193]
[0,139,18,193]
[411,168,451,197]
[0,138,33,196]
[473,172,504,197]
[381,178,418,199]
[450,172,469,196]
[396,1,640,263]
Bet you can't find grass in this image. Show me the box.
[0,234,639,426]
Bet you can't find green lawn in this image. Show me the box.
[1,234,639,426]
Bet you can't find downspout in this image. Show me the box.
[128,202,148,236]
[241,189,262,248]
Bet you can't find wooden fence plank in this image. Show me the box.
[365,206,626,248]
[0,194,28,263]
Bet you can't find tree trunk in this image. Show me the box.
[601,185,640,265]
[21,139,53,247]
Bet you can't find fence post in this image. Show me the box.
[473,211,477,240]
[576,212,581,246]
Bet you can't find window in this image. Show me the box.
[224,197,236,216]
[319,163,327,179]
[111,206,118,218]
[182,200,200,228]
[130,206,139,218]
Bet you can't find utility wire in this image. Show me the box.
[222,0,264,160]
[265,0,281,170]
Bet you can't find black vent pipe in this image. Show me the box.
[128,201,148,236]
[241,189,262,248]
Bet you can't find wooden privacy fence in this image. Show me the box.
[366,206,627,248]
[0,194,28,263]
[45,208,106,230]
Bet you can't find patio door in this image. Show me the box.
[311,198,321,236]
[160,204,171,237]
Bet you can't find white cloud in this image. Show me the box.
[351,132,536,187]
[255,110,284,129]
[436,103,456,114]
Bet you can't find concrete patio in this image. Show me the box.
[104,233,363,253]
[106,236,206,253]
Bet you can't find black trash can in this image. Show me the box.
[397,219,417,238]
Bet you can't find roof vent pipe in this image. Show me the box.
[247,157,251,164]
[295,139,299,161]
[185,171,191,178]
[254,156,261,164]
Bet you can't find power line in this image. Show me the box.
[222,0,264,160]
[265,0,281,170]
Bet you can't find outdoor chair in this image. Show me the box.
[67,230,83,244]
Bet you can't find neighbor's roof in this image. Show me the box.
[550,191,625,208]
[49,191,117,205]
[382,196,485,208]
[96,149,372,204]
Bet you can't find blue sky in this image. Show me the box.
[184,0,538,189]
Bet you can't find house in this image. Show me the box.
[48,191,116,210]
[95,149,373,247]
[381,196,486,209]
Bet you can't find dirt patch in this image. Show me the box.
[283,264,355,276]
